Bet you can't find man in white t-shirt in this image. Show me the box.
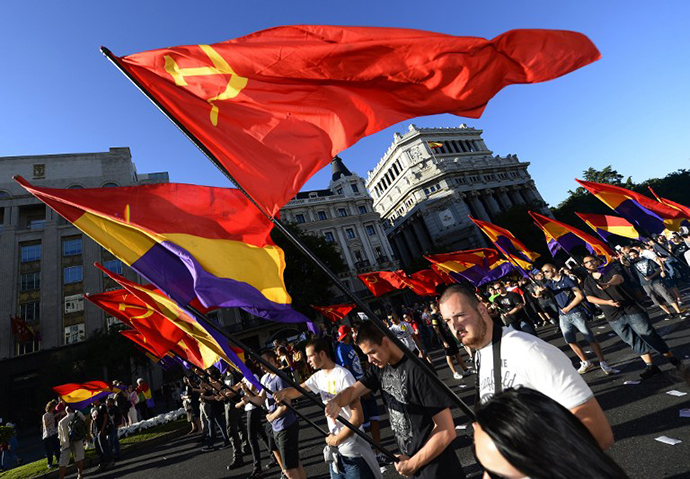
[274,338,381,479]
[438,284,614,450]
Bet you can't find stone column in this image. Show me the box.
[499,188,513,209]
[334,228,356,270]
[469,192,491,222]
[41,221,61,348]
[483,190,502,216]
[403,226,422,260]
[375,222,395,259]
[508,188,525,205]
[411,218,432,254]
[394,234,413,267]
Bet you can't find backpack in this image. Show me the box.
[68,414,87,442]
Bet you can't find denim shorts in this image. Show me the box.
[559,310,596,344]
[609,312,669,355]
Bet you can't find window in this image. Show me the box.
[20,302,40,322]
[424,188,429,195]
[102,182,118,188]
[317,211,327,221]
[20,272,40,291]
[358,205,367,214]
[21,244,41,263]
[106,316,121,331]
[63,265,83,284]
[337,188,343,195]
[68,185,84,189]
[65,294,84,314]
[351,184,359,193]
[324,232,335,243]
[435,184,441,190]
[63,237,82,256]
[64,324,85,345]
[295,214,306,224]
[338,208,348,217]
[429,185,436,192]
[102,259,123,275]
[366,225,376,236]
[345,228,356,239]
[29,219,46,230]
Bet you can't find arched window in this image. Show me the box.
[68,184,84,189]
[102,182,118,188]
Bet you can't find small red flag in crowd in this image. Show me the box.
[311,304,356,324]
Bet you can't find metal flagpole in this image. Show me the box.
[101,47,475,421]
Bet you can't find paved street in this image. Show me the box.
[82,304,690,479]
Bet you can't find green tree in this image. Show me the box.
[271,222,347,317]
[491,202,551,260]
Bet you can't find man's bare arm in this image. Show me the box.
[570,397,614,450]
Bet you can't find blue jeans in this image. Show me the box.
[109,430,120,459]
[559,310,596,344]
[95,432,112,465]
[330,455,376,479]
[609,312,670,356]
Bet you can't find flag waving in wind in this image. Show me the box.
[106,26,600,215]
[530,211,614,266]
[15,177,312,331]
[469,218,540,271]
[574,212,641,242]
[576,179,685,234]
[53,381,117,409]
[648,187,690,223]
[96,263,260,388]
[311,304,356,324]
[426,249,513,286]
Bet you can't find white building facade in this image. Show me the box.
[281,157,399,301]
[366,124,551,268]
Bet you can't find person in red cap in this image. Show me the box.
[335,324,386,464]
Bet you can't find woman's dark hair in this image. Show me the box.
[475,388,629,479]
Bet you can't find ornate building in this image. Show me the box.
[281,157,399,301]
[366,124,551,267]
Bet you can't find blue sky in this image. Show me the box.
[2,1,689,207]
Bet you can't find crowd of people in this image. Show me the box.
[28,232,690,478]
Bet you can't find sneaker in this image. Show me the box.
[599,362,616,375]
[464,367,475,376]
[266,457,278,468]
[376,453,392,465]
[668,356,682,369]
[577,361,596,374]
[201,445,216,452]
[453,372,463,380]
[246,468,263,479]
[640,364,662,380]
[227,458,245,470]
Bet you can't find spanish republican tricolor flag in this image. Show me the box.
[106,26,599,215]
[15,177,309,327]
[576,179,685,234]
[530,211,614,266]
[469,218,540,271]
[574,212,641,241]
[425,249,514,287]
[53,381,117,409]
[648,187,690,223]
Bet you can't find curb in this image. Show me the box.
[33,423,189,479]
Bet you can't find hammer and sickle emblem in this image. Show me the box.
[164,45,248,127]
[367,276,378,284]
[119,302,154,320]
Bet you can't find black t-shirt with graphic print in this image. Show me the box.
[495,292,529,326]
[360,355,464,479]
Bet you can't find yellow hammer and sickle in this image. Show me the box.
[119,302,154,320]
[367,276,378,284]
[163,45,248,127]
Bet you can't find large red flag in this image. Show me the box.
[10,316,34,342]
[410,269,446,293]
[109,26,600,215]
[358,271,408,297]
[311,304,356,324]
[430,265,456,285]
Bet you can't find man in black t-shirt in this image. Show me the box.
[582,256,682,379]
[325,321,464,479]
[493,283,537,336]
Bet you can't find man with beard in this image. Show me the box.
[325,321,463,478]
[438,284,613,451]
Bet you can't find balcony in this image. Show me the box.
[354,259,372,273]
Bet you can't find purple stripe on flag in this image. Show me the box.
[65,390,111,410]
[616,199,666,235]
[131,241,311,327]
[547,238,562,257]
[478,262,516,286]
[494,236,534,264]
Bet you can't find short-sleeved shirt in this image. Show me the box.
[546,276,584,314]
[582,267,642,322]
[42,411,57,439]
[495,292,529,324]
[261,373,297,432]
[631,258,660,285]
[475,328,593,409]
[335,342,364,380]
[360,355,462,479]
[430,313,454,344]
[389,322,418,352]
[304,365,360,450]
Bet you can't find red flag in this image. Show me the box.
[86,289,191,358]
[410,269,445,292]
[110,26,600,215]
[311,304,356,324]
[401,272,438,296]
[357,271,408,297]
[10,316,34,342]
[648,187,690,220]
[120,329,163,357]
[430,264,456,285]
